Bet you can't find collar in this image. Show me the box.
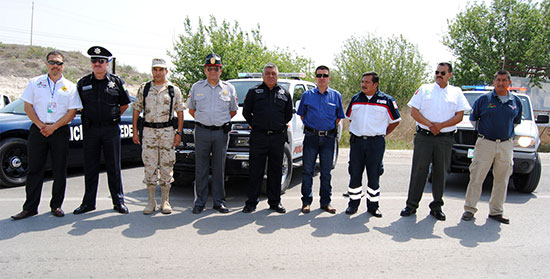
[491,90,511,103]
[202,79,221,88]
[261,82,280,91]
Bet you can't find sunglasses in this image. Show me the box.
[207,67,221,72]
[316,74,330,78]
[91,58,107,64]
[47,60,64,66]
[435,71,447,76]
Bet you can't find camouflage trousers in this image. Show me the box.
[142,127,175,186]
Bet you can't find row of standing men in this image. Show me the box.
[11,47,521,225]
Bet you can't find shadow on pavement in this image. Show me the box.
[444,219,502,247]
[373,215,441,242]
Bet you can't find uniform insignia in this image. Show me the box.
[509,104,516,110]
[255,89,264,94]
[94,48,101,54]
[82,85,92,90]
[197,93,204,96]
[488,103,496,108]
[414,89,419,95]
[278,89,285,94]
[210,57,216,64]
[37,81,47,88]
[393,101,398,109]
[223,89,228,96]
[377,99,387,104]
[108,81,116,88]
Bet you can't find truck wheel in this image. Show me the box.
[0,138,28,187]
[261,143,293,194]
[513,153,541,193]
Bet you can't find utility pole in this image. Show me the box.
[30,2,34,46]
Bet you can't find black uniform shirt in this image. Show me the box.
[243,82,293,132]
[77,72,131,125]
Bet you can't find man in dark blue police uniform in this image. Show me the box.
[242,63,293,214]
[296,65,345,214]
[345,72,401,217]
[462,70,522,224]
[73,46,132,215]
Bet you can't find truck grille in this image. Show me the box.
[454,129,478,145]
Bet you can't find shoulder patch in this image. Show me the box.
[377,99,387,104]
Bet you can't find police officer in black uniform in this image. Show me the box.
[242,63,293,213]
[73,46,132,214]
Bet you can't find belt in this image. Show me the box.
[304,126,337,136]
[196,122,222,130]
[478,134,511,142]
[350,133,384,140]
[143,121,172,128]
[416,126,455,136]
[86,119,118,127]
[252,128,284,135]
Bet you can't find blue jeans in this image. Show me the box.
[301,131,336,206]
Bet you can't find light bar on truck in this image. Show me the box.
[462,85,528,92]
[238,73,306,79]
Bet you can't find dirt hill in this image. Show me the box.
[0,43,150,100]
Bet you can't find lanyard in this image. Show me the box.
[46,76,58,99]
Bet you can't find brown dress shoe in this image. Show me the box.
[301,204,311,214]
[11,210,38,220]
[321,205,336,214]
[51,208,65,217]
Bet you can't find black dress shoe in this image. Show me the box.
[269,204,286,213]
[430,209,446,221]
[242,205,256,213]
[345,206,358,215]
[489,214,509,224]
[192,205,204,214]
[113,204,129,214]
[462,211,474,221]
[51,208,65,217]
[73,205,96,215]
[368,208,383,218]
[213,204,229,213]
[11,210,38,220]
[400,207,416,217]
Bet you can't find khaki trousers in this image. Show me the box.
[464,137,514,215]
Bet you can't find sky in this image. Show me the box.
[0,0,489,74]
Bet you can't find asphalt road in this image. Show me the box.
[1,149,550,278]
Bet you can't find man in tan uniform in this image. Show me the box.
[132,58,184,214]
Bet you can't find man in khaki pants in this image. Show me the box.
[462,70,522,224]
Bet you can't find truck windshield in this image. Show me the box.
[464,92,532,120]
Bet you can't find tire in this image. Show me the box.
[0,138,28,187]
[513,153,541,193]
[261,143,293,194]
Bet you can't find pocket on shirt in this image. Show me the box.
[372,106,388,121]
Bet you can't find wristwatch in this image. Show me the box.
[176,130,183,136]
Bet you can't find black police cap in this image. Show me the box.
[205,53,222,66]
[87,46,112,59]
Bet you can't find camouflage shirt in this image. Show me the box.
[134,81,185,123]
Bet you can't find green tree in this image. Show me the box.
[332,34,428,104]
[169,16,313,93]
[444,0,550,85]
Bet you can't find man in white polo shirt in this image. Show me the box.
[11,50,82,220]
[400,62,470,221]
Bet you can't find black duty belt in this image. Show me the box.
[478,134,511,142]
[196,122,222,130]
[86,119,118,127]
[350,133,384,140]
[143,121,172,128]
[304,126,337,136]
[252,128,284,135]
[416,126,455,136]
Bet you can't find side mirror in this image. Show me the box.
[536,114,549,124]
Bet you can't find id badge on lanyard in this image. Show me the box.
[47,77,57,114]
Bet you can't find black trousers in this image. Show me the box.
[23,124,70,212]
[81,124,124,207]
[246,131,285,207]
[406,132,454,210]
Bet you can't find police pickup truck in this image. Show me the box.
[0,98,141,187]
[174,73,343,193]
[450,86,549,193]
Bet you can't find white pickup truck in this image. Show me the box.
[450,86,549,193]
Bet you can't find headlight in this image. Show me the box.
[515,136,535,148]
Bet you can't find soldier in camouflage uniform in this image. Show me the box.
[132,58,184,214]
